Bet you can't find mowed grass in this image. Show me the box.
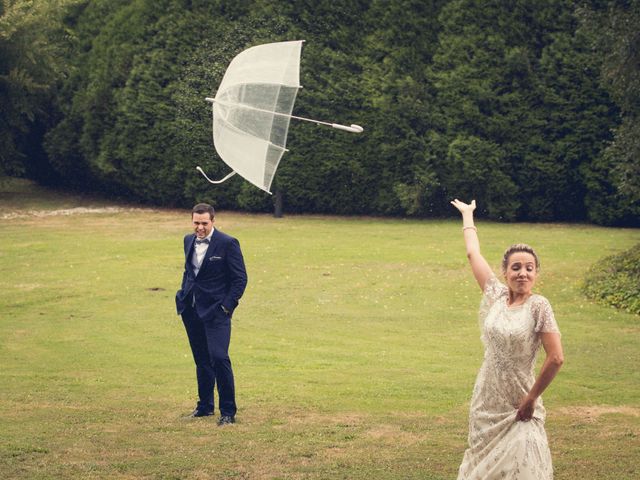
[1,179,638,479]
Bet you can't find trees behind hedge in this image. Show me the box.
[0,0,78,181]
[2,0,638,225]
[576,0,640,226]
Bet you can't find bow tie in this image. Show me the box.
[195,238,210,245]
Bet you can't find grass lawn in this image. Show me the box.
[1,178,639,479]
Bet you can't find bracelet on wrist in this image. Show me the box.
[462,226,477,232]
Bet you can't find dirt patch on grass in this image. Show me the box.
[275,411,366,428]
[2,207,153,220]
[557,405,640,423]
[364,423,423,445]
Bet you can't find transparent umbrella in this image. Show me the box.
[197,40,363,194]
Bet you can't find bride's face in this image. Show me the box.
[504,252,538,296]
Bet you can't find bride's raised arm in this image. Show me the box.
[450,199,494,291]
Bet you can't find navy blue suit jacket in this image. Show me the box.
[175,228,248,321]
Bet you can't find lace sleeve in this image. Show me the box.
[531,295,560,334]
[478,276,507,327]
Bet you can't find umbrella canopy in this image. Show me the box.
[198,40,363,194]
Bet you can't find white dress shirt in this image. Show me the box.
[192,228,214,276]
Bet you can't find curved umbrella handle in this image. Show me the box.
[196,166,237,184]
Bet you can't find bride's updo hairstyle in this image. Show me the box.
[501,244,540,273]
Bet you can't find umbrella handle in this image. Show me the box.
[206,98,364,133]
[331,123,364,133]
[196,166,237,184]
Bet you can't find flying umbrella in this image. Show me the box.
[196,40,363,194]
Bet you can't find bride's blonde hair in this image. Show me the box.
[501,244,540,273]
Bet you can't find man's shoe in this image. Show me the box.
[217,415,235,426]
[190,408,213,418]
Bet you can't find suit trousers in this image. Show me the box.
[181,303,236,417]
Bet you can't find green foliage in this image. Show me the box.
[583,242,640,315]
[354,0,446,216]
[0,0,79,178]
[576,1,640,226]
[427,0,618,222]
[442,135,519,220]
[3,0,638,224]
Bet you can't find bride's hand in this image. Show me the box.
[450,199,476,215]
[516,395,535,421]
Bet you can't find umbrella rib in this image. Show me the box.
[207,97,334,128]
[212,106,289,152]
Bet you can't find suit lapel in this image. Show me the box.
[185,234,197,275]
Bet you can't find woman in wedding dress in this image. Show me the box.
[451,199,564,480]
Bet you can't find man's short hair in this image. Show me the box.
[192,203,215,220]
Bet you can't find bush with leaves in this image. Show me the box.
[583,243,640,315]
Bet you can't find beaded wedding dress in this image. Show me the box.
[457,276,560,480]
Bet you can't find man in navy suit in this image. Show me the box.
[176,203,248,425]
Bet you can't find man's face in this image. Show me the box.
[192,212,214,239]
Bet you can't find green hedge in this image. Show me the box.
[4,0,639,225]
[583,243,640,315]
